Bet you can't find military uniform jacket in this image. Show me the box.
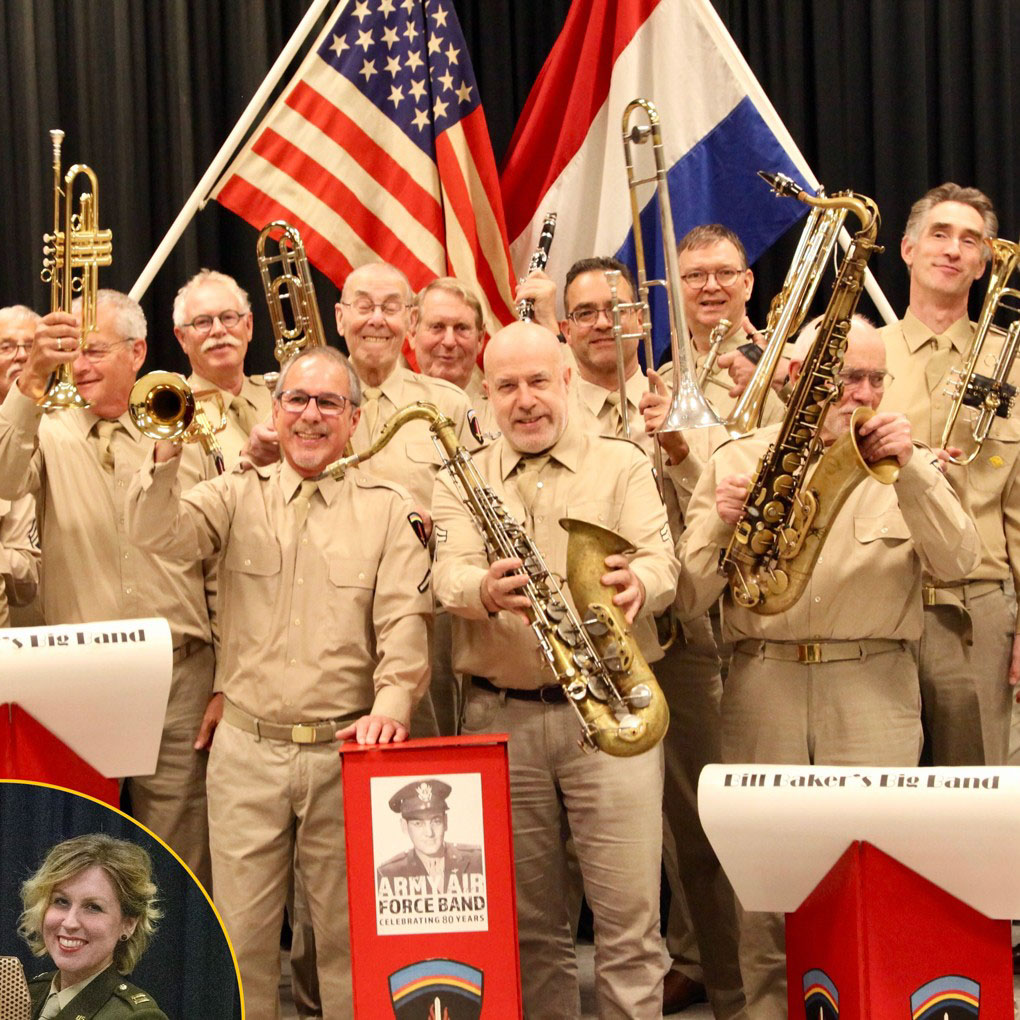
[376,843,484,892]
[188,371,273,470]
[880,310,1020,586]
[126,455,431,727]
[431,418,680,688]
[0,493,39,626]
[677,423,981,643]
[29,966,167,1019]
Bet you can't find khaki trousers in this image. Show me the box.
[208,721,350,1020]
[659,627,746,1020]
[461,684,667,1020]
[128,641,214,889]
[722,645,922,1020]
[918,584,1015,765]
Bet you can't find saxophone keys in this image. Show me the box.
[762,500,786,523]
[585,675,611,701]
[765,569,789,595]
[614,713,646,743]
[627,683,652,709]
[750,528,774,555]
[581,612,609,636]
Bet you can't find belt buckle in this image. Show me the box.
[922,585,938,606]
[291,723,320,744]
[539,685,562,703]
[797,643,823,664]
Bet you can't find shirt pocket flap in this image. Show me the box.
[405,439,442,465]
[985,412,1020,444]
[564,499,625,532]
[853,510,910,544]
[224,541,281,575]
[328,558,377,589]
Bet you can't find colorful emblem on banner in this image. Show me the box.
[802,968,839,1018]
[910,975,980,1018]
[388,958,483,1019]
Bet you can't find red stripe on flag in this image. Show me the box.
[250,127,438,288]
[216,175,355,287]
[436,117,513,327]
[286,80,443,229]
[500,0,660,239]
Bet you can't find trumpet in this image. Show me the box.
[517,212,557,321]
[257,220,327,389]
[621,99,720,438]
[39,129,113,410]
[940,237,1020,465]
[129,372,226,475]
[725,181,846,437]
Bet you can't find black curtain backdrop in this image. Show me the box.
[0,782,241,1020]
[1,0,1018,374]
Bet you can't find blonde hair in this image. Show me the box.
[18,834,161,974]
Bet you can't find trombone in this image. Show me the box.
[940,236,1020,465]
[257,220,327,391]
[129,372,226,475]
[697,318,733,391]
[724,174,846,437]
[39,129,112,410]
[620,98,720,444]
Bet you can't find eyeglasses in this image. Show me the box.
[567,305,636,328]
[278,390,352,416]
[837,369,894,390]
[422,321,479,340]
[79,339,134,362]
[341,298,408,317]
[679,268,744,289]
[0,339,33,357]
[180,310,245,334]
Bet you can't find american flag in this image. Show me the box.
[213,0,516,337]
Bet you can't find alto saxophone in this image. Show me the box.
[324,401,668,756]
[721,174,897,614]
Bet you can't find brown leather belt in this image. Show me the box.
[221,698,359,744]
[733,638,905,664]
[471,676,566,703]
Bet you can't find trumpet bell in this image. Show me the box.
[39,365,89,410]
[129,371,195,442]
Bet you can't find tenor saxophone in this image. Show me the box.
[324,401,668,756]
[721,174,897,614]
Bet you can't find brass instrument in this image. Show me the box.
[722,174,896,614]
[726,182,847,437]
[39,129,112,409]
[257,219,327,389]
[517,212,557,321]
[697,318,733,390]
[940,236,1020,465]
[621,98,720,436]
[325,401,668,756]
[129,372,226,475]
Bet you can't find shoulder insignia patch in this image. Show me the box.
[407,511,429,548]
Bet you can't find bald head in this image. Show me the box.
[484,323,571,453]
[789,316,888,442]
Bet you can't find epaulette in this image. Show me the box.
[594,433,648,454]
[111,978,156,1011]
[350,470,415,502]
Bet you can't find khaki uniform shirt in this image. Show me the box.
[880,310,1020,584]
[677,423,980,642]
[126,456,431,726]
[353,364,476,510]
[431,418,680,688]
[0,385,213,644]
[189,372,273,470]
[0,494,39,626]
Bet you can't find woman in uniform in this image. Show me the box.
[18,832,168,1019]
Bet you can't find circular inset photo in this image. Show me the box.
[0,780,242,1019]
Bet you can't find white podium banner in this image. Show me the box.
[698,764,1020,918]
[0,618,173,779]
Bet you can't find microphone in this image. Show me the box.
[0,956,32,1020]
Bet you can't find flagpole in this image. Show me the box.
[695,0,897,326]
[129,0,340,301]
